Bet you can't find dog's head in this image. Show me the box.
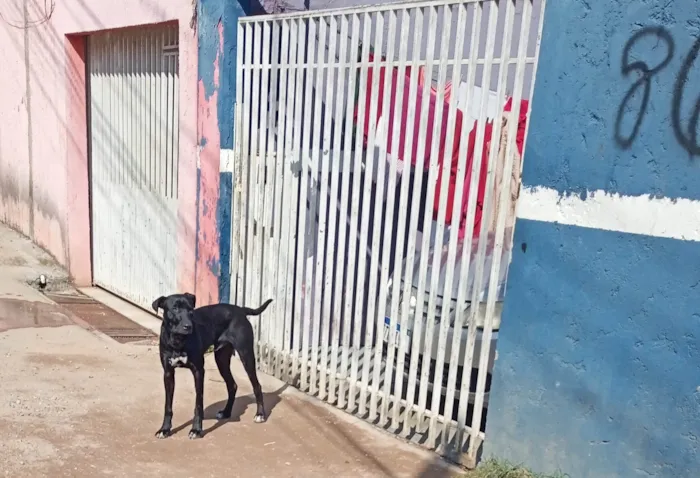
[152,293,196,339]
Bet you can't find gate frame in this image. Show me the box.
[230,0,546,468]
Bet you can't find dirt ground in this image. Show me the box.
[0,299,461,478]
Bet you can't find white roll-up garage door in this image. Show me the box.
[88,24,179,309]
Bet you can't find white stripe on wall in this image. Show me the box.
[517,186,700,242]
[220,148,235,173]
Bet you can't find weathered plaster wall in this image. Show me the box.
[486,0,700,476]
[0,0,198,292]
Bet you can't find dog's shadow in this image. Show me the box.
[171,384,287,437]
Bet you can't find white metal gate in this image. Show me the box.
[230,0,545,467]
[88,24,180,310]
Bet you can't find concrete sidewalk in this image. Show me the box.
[0,224,461,478]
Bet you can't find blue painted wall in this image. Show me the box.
[199,0,266,303]
[487,1,700,477]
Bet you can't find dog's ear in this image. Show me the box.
[184,292,196,309]
[152,296,165,313]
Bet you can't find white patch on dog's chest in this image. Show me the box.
[169,355,189,367]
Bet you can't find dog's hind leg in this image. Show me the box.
[214,345,237,420]
[239,344,266,423]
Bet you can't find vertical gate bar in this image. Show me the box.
[278,18,300,379]
[231,22,245,305]
[119,33,127,292]
[158,30,168,197]
[519,0,546,178]
[392,5,424,432]
[148,31,156,193]
[401,5,438,436]
[326,13,350,405]
[346,11,371,414]
[413,3,453,430]
[173,28,180,198]
[270,19,291,376]
[367,6,397,422]
[164,31,172,197]
[260,20,280,370]
[308,17,328,396]
[169,29,177,198]
[368,9,398,421]
[317,14,339,402]
[140,31,146,193]
[441,0,483,445]
[290,17,309,383]
[130,31,137,295]
[468,0,528,459]
[357,10,385,416]
[463,0,516,458]
[256,20,272,371]
[455,0,501,437]
[334,13,359,409]
[297,18,318,391]
[377,6,410,426]
[425,1,469,449]
[89,36,99,283]
[242,22,254,314]
[249,21,263,351]
[174,28,181,199]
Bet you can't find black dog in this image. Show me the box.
[151,293,272,439]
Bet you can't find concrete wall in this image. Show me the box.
[0,0,200,295]
[486,0,700,476]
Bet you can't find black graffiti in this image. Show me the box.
[614,26,700,156]
[614,27,674,149]
[672,35,700,155]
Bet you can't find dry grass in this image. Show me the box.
[465,459,568,478]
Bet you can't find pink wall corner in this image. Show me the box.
[64,35,92,286]
[1,0,199,292]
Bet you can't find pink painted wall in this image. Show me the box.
[0,0,202,295]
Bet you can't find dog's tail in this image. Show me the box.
[242,299,273,316]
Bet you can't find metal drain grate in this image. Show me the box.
[45,292,158,344]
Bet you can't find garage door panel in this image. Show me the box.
[88,24,179,310]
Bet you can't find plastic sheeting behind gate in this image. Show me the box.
[230,0,545,467]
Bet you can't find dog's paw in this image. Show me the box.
[216,410,231,420]
[253,413,267,423]
[188,428,203,439]
[155,429,171,439]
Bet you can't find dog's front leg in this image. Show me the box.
[155,368,175,438]
[188,366,205,439]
